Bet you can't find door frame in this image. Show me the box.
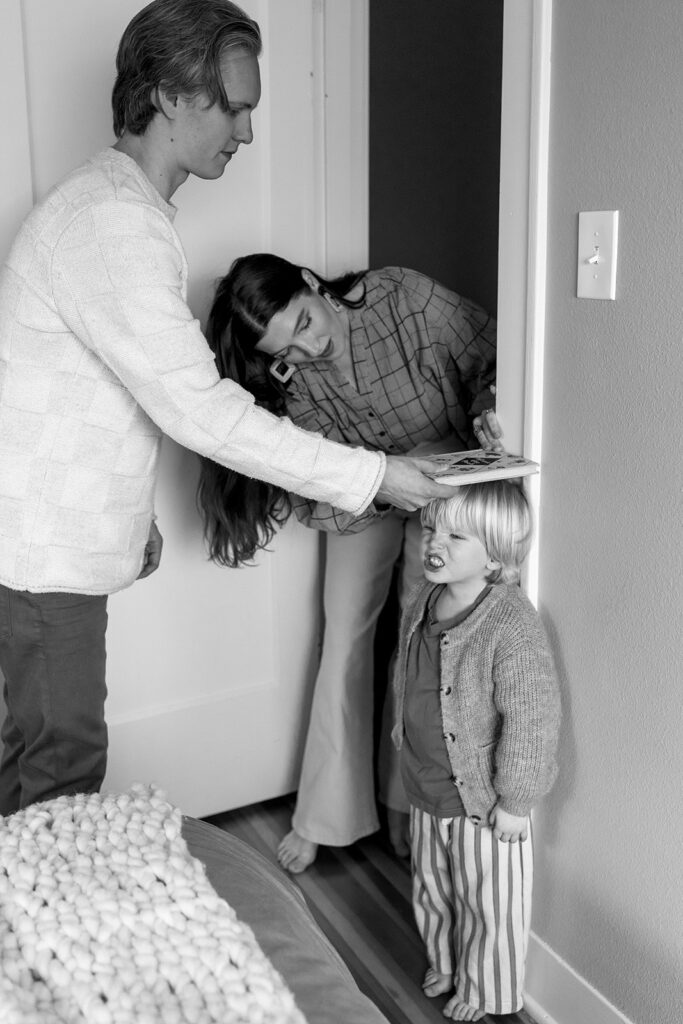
[320,0,553,602]
[496,0,552,603]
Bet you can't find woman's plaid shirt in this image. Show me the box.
[285,267,497,533]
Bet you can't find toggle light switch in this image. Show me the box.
[577,210,619,300]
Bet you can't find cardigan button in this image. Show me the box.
[443,733,455,743]
[469,814,481,825]
[441,635,449,645]
[442,685,452,695]
[453,777,463,787]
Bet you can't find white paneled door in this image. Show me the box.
[1,0,369,817]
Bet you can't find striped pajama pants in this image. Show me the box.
[409,807,533,1015]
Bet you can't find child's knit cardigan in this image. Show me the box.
[392,582,561,822]
[0,149,384,596]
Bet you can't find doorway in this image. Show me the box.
[367,0,504,738]
[369,0,503,318]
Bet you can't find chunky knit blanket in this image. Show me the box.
[0,785,306,1024]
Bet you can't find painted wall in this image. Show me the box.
[530,2,683,1021]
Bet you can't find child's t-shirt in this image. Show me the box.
[400,584,491,818]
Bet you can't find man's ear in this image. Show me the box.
[154,86,180,121]
[301,268,320,293]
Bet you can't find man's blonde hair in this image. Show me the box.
[421,479,532,584]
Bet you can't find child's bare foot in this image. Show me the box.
[387,807,410,858]
[442,996,485,1021]
[277,829,318,873]
[422,967,452,998]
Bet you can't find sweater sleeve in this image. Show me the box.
[491,624,561,817]
[51,200,384,516]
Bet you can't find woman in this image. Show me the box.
[197,254,500,871]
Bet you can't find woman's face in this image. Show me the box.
[255,287,348,367]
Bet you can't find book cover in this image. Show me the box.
[424,449,539,485]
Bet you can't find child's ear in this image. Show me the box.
[486,557,501,572]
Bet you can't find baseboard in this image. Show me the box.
[523,933,635,1024]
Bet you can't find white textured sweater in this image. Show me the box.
[0,149,384,595]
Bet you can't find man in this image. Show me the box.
[0,0,480,815]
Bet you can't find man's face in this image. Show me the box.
[172,49,261,181]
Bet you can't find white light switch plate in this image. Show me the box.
[577,210,619,300]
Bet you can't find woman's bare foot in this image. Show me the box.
[277,829,318,873]
[422,967,452,998]
[442,996,485,1021]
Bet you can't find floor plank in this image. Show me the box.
[204,797,537,1024]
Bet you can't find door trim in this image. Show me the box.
[497,0,553,603]
[2,0,33,248]
[317,0,370,274]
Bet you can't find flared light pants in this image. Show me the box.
[291,512,422,846]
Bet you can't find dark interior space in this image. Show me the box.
[369,0,503,316]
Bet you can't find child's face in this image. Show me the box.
[421,523,493,587]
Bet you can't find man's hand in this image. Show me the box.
[137,520,163,579]
[408,434,461,458]
[488,803,529,843]
[375,456,472,511]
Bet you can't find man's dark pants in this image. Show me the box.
[0,584,108,816]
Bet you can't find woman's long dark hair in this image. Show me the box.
[197,253,365,567]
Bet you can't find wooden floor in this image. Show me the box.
[204,796,536,1024]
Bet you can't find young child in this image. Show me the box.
[391,480,561,1021]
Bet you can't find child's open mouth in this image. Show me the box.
[425,554,445,570]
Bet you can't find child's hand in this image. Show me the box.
[489,804,528,843]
